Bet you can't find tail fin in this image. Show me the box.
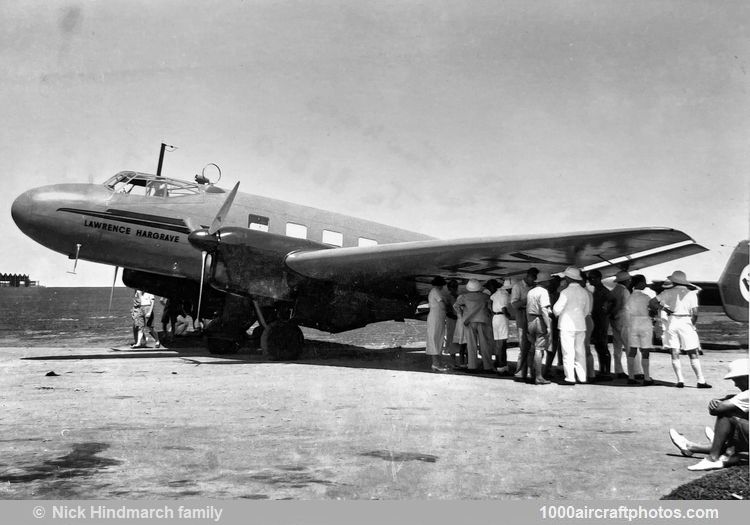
[718,240,749,322]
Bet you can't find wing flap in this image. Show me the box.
[584,242,708,278]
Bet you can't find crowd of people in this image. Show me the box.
[425,266,712,388]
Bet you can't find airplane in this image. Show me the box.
[11,168,714,358]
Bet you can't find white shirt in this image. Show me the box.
[657,286,698,316]
[553,282,592,331]
[510,280,530,308]
[730,390,749,414]
[140,292,155,307]
[526,286,551,317]
[490,289,510,314]
[627,289,653,318]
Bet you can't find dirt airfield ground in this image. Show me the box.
[0,336,747,500]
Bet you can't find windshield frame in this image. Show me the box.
[103,171,204,197]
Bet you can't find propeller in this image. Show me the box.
[187,182,240,327]
[196,251,207,330]
[209,182,239,235]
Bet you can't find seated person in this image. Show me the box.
[174,314,195,336]
[669,358,748,470]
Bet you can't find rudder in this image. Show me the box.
[718,240,749,322]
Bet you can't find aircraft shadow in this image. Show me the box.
[20,338,714,386]
[21,337,496,377]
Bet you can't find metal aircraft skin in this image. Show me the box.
[717,240,750,323]
[12,170,710,357]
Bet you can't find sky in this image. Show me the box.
[2,0,748,287]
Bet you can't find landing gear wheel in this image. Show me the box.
[261,321,304,361]
[207,337,241,355]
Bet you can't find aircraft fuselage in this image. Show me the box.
[11,171,431,334]
[11,172,430,284]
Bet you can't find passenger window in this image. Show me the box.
[358,237,378,247]
[248,214,270,232]
[322,230,343,247]
[285,222,308,239]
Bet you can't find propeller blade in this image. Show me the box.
[108,266,119,313]
[196,251,207,330]
[208,182,240,235]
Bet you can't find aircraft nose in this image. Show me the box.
[11,188,39,236]
[12,183,111,242]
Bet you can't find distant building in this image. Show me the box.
[0,273,40,287]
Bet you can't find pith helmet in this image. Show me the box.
[667,270,694,288]
[614,270,632,283]
[724,358,749,380]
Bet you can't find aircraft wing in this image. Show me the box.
[284,227,706,289]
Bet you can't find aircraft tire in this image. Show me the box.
[206,337,241,355]
[261,321,304,361]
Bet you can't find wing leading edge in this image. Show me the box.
[284,227,707,287]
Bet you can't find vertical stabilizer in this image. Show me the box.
[718,240,749,322]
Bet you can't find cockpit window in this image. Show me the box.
[103,171,203,197]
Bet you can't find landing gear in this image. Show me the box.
[261,321,304,361]
[202,294,253,355]
[250,324,265,343]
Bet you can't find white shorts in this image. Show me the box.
[492,314,508,340]
[628,317,653,349]
[666,316,700,351]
